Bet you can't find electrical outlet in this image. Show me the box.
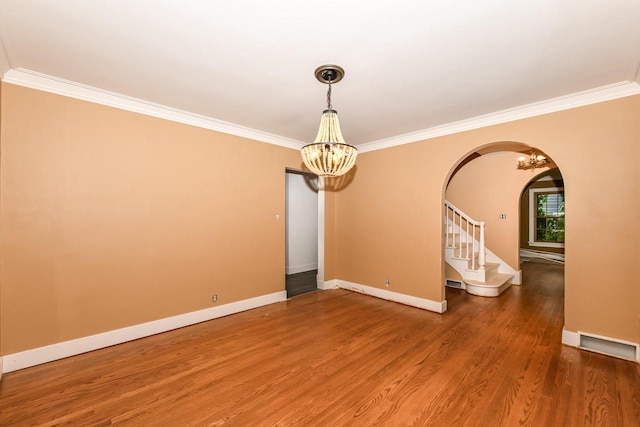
[385,279,390,287]
[212,294,218,303]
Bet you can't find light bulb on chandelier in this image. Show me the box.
[517,150,549,171]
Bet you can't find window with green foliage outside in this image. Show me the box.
[535,192,565,243]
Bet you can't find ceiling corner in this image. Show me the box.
[0,37,11,78]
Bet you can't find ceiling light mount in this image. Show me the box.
[314,65,344,85]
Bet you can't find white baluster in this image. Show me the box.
[479,221,486,269]
[465,220,469,260]
[456,212,461,258]
[471,224,476,269]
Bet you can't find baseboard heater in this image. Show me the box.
[445,280,464,289]
[579,333,639,362]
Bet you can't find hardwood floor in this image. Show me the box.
[1,261,639,426]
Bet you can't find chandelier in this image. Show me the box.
[517,150,549,170]
[301,65,357,177]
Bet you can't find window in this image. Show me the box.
[529,187,564,248]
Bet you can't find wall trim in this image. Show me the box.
[358,80,640,153]
[2,291,287,374]
[513,269,522,285]
[319,279,339,290]
[4,69,640,155]
[336,280,447,313]
[520,249,565,264]
[2,68,304,150]
[562,328,581,347]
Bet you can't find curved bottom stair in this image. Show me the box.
[463,272,513,297]
[447,260,514,297]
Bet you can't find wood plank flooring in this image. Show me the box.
[1,261,639,426]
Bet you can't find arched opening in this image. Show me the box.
[519,168,565,265]
[441,141,565,311]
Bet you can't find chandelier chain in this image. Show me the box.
[326,81,332,110]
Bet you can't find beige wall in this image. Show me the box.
[335,95,640,344]
[2,82,639,357]
[446,151,552,269]
[334,145,450,302]
[0,84,301,354]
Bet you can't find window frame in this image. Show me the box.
[528,187,565,248]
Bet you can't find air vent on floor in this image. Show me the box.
[445,280,463,289]
[579,333,639,362]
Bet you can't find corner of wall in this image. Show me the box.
[512,269,522,285]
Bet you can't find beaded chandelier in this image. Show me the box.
[301,65,357,177]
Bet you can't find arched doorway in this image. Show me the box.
[519,168,565,265]
[441,142,565,307]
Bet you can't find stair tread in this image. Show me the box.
[465,273,514,288]
[464,262,499,273]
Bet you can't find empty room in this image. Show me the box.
[0,1,639,425]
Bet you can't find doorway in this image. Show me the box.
[519,169,565,265]
[442,144,564,309]
[285,170,319,297]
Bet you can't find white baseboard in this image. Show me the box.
[562,328,580,347]
[513,269,522,285]
[336,280,447,313]
[318,279,339,290]
[286,263,318,275]
[2,291,287,374]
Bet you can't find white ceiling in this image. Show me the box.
[1,0,639,150]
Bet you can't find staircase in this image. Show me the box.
[444,201,515,297]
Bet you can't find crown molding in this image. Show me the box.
[357,80,640,153]
[3,68,639,154]
[2,68,305,150]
